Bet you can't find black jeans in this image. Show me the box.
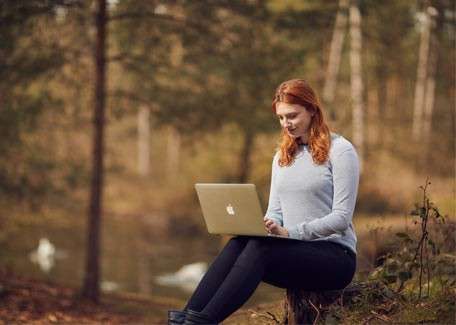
[184,236,356,323]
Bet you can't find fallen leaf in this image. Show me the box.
[48,313,58,322]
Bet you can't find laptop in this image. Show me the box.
[194,183,297,240]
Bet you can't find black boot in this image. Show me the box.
[168,310,186,325]
[183,309,218,325]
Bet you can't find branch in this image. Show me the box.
[107,54,126,63]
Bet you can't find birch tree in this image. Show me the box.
[322,0,348,120]
[349,0,364,171]
[412,7,437,141]
[137,105,150,176]
[422,8,439,150]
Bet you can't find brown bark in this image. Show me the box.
[283,282,374,324]
[167,127,181,182]
[375,65,387,149]
[237,130,254,183]
[82,0,107,303]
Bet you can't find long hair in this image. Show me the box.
[271,79,331,166]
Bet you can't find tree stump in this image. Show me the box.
[282,282,365,325]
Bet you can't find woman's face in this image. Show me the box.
[275,102,314,141]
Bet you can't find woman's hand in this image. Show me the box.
[264,217,289,237]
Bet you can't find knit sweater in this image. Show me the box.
[265,132,360,254]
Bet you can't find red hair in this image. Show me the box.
[271,79,331,166]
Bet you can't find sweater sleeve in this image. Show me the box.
[287,146,360,240]
[264,153,284,226]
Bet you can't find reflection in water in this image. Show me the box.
[137,250,152,294]
[156,262,208,292]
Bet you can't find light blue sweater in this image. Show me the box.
[265,132,360,254]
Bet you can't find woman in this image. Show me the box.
[168,79,360,325]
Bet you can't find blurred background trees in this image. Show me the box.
[1,0,454,303]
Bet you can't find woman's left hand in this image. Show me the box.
[264,218,289,237]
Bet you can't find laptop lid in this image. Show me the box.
[195,183,268,237]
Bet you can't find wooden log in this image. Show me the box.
[282,282,366,325]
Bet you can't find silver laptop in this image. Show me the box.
[195,183,296,240]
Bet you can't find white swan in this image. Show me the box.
[29,238,56,273]
[101,280,120,292]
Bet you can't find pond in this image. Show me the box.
[0,212,409,318]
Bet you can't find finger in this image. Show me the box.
[270,228,279,235]
[269,223,278,229]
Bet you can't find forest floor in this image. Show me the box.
[1,272,455,324]
[0,273,153,324]
[0,272,276,324]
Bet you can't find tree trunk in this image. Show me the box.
[422,9,439,161]
[349,0,364,172]
[322,0,348,121]
[81,0,107,303]
[137,235,152,295]
[375,64,388,150]
[167,126,181,182]
[283,282,380,325]
[137,105,150,176]
[412,8,434,141]
[237,130,254,183]
[366,87,379,160]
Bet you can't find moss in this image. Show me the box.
[224,286,455,324]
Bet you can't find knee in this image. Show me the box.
[227,236,248,247]
[220,236,248,254]
[246,237,269,250]
[235,238,271,267]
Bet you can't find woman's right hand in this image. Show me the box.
[264,217,289,237]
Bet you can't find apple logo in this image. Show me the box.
[226,204,235,215]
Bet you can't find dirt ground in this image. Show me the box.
[0,271,285,324]
[0,269,175,324]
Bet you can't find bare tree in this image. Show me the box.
[82,0,107,303]
[349,0,364,172]
[167,126,181,182]
[422,8,439,153]
[322,0,349,120]
[138,105,150,176]
[237,129,254,183]
[412,7,438,141]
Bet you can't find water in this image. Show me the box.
[0,214,285,318]
[0,213,406,318]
